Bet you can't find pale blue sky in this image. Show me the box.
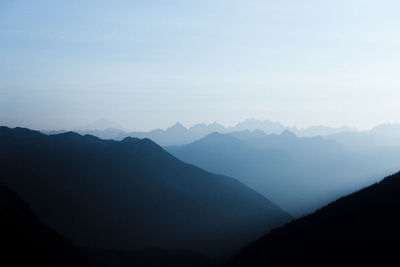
[1,0,400,130]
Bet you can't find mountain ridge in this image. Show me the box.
[41,118,362,145]
[169,130,400,216]
[227,171,400,266]
[0,126,291,259]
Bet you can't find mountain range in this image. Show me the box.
[167,130,400,216]
[0,126,291,259]
[44,118,360,146]
[5,122,400,266]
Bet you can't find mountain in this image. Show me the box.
[123,119,286,146]
[189,122,226,136]
[76,118,125,131]
[227,171,400,266]
[77,128,126,140]
[123,121,400,147]
[120,122,227,146]
[43,119,361,147]
[0,126,291,259]
[169,130,400,216]
[42,128,126,140]
[289,125,357,137]
[166,132,300,212]
[0,183,89,266]
[227,119,286,134]
[325,123,400,149]
[122,122,194,145]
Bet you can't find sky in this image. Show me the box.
[1,0,400,131]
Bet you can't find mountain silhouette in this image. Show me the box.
[0,126,291,259]
[227,171,400,266]
[76,118,125,131]
[230,119,285,134]
[59,119,361,147]
[325,123,400,149]
[117,122,223,146]
[169,131,400,216]
[0,183,89,266]
[290,125,357,137]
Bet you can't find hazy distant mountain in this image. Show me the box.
[42,118,127,140]
[77,118,125,131]
[120,122,229,146]
[189,122,226,136]
[0,126,290,259]
[166,132,299,212]
[169,130,400,216]
[289,125,357,137]
[123,120,358,146]
[325,123,400,149]
[228,171,400,266]
[0,183,89,267]
[367,123,400,147]
[54,118,360,146]
[121,122,195,145]
[227,119,286,134]
[77,128,126,140]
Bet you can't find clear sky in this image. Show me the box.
[1,0,400,131]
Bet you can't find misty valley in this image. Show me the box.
[2,121,400,266]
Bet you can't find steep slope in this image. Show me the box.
[167,133,300,212]
[0,183,89,266]
[228,171,400,266]
[0,126,291,259]
[170,131,398,215]
[167,132,291,178]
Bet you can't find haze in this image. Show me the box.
[1,0,400,131]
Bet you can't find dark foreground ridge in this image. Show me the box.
[227,171,400,266]
[0,126,291,260]
[0,182,216,266]
[0,183,89,266]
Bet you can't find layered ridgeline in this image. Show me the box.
[0,126,291,259]
[0,183,89,266]
[168,131,400,216]
[47,118,357,146]
[228,171,400,266]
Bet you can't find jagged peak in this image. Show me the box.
[167,122,187,131]
[280,129,297,138]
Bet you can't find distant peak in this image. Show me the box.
[211,121,222,127]
[207,131,223,137]
[174,122,184,127]
[280,129,297,138]
[203,132,240,142]
[77,118,123,131]
[167,122,187,131]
